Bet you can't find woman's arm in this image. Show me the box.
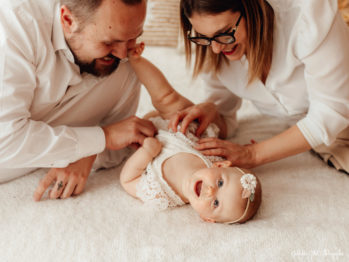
[196,125,311,168]
[250,125,311,166]
[128,43,193,119]
[120,137,162,198]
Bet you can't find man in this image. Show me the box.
[0,0,172,200]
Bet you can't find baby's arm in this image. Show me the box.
[128,43,193,119]
[120,137,162,198]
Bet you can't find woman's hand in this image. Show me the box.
[195,137,257,168]
[168,102,226,138]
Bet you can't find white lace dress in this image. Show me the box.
[136,117,222,211]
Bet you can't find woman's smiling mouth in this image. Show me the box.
[222,44,238,55]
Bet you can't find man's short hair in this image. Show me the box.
[60,0,143,29]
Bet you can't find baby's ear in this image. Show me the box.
[200,215,216,223]
[212,160,232,168]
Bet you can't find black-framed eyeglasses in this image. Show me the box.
[187,13,243,46]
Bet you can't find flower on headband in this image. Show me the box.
[240,174,257,202]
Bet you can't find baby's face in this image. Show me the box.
[185,167,247,223]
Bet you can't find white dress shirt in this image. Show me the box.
[0,0,140,182]
[200,0,349,147]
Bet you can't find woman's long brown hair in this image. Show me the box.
[180,0,274,84]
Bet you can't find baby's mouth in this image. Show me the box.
[195,181,202,197]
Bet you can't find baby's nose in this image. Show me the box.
[205,185,216,197]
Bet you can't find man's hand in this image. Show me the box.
[33,155,97,201]
[102,116,157,150]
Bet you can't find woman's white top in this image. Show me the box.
[136,117,221,210]
[201,0,349,147]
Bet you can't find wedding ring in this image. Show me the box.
[57,181,64,190]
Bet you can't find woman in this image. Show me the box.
[170,0,349,172]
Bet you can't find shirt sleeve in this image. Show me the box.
[199,72,242,138]
[0,10,105,169]
[295,2,349,147]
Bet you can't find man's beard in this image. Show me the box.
[75,53,121,77]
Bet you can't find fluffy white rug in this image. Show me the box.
[0,47,348,262]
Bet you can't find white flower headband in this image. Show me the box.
[240,173,257,202]
[225,168,258,224]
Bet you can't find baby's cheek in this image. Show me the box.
[191,201,212,216]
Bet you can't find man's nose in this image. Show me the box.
[211,41,225,54]
[111,42,128,59]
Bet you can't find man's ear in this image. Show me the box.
[212,160,232,168]
[200,215,216,223]
[60,5,79,35]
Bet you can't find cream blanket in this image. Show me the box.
[0,47,348,262]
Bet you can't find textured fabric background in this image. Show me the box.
[0,46,348,262]
[140,0,180,47]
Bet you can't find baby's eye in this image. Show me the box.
[218,179,224,188]
[213,199,219,208]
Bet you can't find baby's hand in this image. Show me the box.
[142,137,162,158]
[128,42,145,60]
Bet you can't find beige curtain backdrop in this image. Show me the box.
[140,0,180,47]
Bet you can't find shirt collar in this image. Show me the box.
[52,3,75,62]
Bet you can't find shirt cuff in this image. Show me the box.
[297,119,324,148]
[71,126,106,158]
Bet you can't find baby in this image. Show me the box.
[120,44,261,224]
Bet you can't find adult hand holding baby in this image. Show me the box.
[195,138,257,169]
[168,102,258,168]
[102,115,157,151]
[168,102,227,138]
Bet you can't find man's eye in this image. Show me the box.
[218,179,224,188]
[213,199,219,208]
